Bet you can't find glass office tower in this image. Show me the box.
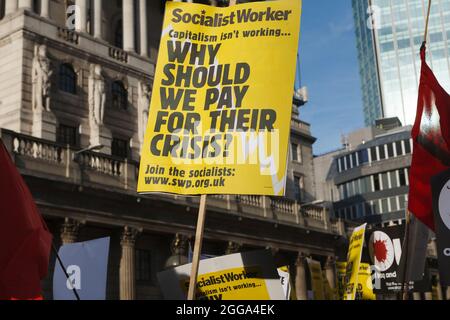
[352,0,450,126]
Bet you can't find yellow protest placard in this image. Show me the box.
[343,224,367,300]
[181,266,270,300]
[337,261,375,300]
[157,250,285,300]
[137,0,302,196]
[357,263,376,300]
[307,258,325,300]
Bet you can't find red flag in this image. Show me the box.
[0,140,52,300]
[408,44,450,231]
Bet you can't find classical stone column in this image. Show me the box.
[60,218,83,245]
[123,0,135,52]
[5,0,18,14]
[93,0,102,39]
[75,0,88,32]
[295,253,308,301]
[120,226,140,300]
[325,256,337,292]
[435,277,444,300]
[40,0,49,18]
[225,241,241,255]
[18,0,33,10]
[139,0,148,57]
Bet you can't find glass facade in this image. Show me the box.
[353,0,450,126]
[353,0,384,126]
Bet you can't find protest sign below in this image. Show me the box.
[137,0,302,196]
[53,237,110,300]
[157,250,284,300]
[367,225,405,294]
[431,168,450,285]
[343,224,367,300]
[337,262,375,300]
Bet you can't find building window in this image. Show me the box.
[390,197,398,212]
[351,153,358,167]
[373,174,381,191]
[370,147,378,162]
[32,0,40,14]
[358,149,369,164]
[136,249,151,282]
[379,145,386,160]
[395,141,403,156]
[59,63,77,94]
[57,124,78,147]
[114,20,123,49]
[294,175,304,202]
[112,138,129,158]
[381,198,389,213]
[387,143,394,158]
[390,170,398,188]
[381,172,389,190]
[338,158,343,173]
[399,169,407,186]
[344,155,349,170]
[112,81,128,110]
[291,143,302,163]
[404,139,411,154]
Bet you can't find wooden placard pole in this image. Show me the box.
[187,194,208,300]
[186,0,237,301]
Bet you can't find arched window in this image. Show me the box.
[114,20,123,49]
[112,81,128,110]
[59,63,77,94]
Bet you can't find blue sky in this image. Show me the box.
[298,0,365,155]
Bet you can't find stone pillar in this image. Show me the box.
[93,0,102,39]
[424,292,433,300]
[75,0,88,32]
[139,0,148,57]
[295,253,308,301]
[225,241,241,255]
[60,218,83,245]
[435,277,444,301]
[18,0,32,10]
[5,0,18,14]
[123,0,135,52]
[38,0,49,18]
[120,226,140,300]
[413,292,421,300]
[40,0,49,18]
[325,256,337,292]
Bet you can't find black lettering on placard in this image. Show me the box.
[150,40,278,160]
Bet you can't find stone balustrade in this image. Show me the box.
[57,27,79,45]
[13,134,65,164]
[1,129,343,236]
[109,47,129,63]
[76,152,123,177]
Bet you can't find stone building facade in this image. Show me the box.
[0,0,348,300]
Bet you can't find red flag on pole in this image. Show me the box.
[408,44,450,231]
[0,139,52,300]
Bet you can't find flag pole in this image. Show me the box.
[400,208,411,300]
[424,0,432,43]
[52,244,81,301]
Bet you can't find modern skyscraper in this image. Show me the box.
[353,0,450,127]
